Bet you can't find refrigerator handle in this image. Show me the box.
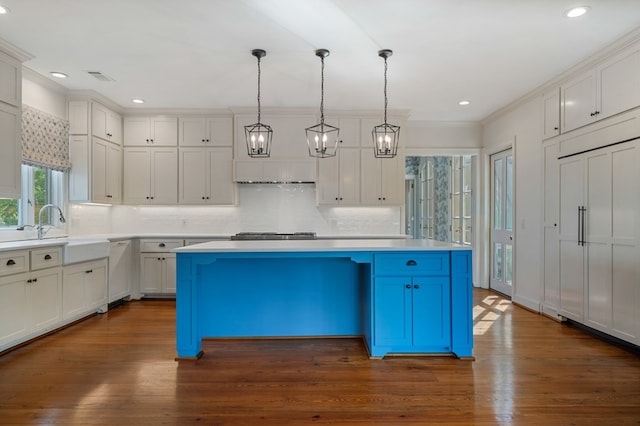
[581,206,586,246]
[577,206,582,246]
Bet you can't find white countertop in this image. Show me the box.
[173,238,469,253]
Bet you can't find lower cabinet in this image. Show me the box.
[371,252,453,355]
[374,276,451,350]
[0,246,63,352]
[140,253,176,295]
[62,259,108,321]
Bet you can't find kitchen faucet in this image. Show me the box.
[37,204,66,240]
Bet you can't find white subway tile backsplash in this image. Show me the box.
[69,184,402,236]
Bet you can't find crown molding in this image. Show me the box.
[0,37,34,62]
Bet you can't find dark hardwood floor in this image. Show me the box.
[0,289,638,425]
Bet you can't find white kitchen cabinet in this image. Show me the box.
[139,254,176,295]
[69,99,123,203]
[326,117,361,147]
[62,259,108,321]
[360,149,403,205]
[180,147,235,205]
[0,50,20,107]
[91,137,122,203]
[123,147,178,204]
[0,50,21,199]
[179,116,232,147]
[561,45,640,133]
[124,116,178,146]
[542,89,560,140]
[558,139,639,345]
[139,239,181,296]
[0,246,63,351]
[108,240,132,303]
[317,147,360,204]
[0,101,21,198]
[92,101,122,145]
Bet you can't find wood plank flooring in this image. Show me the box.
[0,289,638,425]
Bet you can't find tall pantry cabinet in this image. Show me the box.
[558,138,639,345]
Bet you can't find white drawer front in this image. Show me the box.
[31,247,63,270]
[140,239,183,252]
[0,250,29,276]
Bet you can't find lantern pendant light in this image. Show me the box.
[244,49,273,158]
[372,49,400,158]
[306,49,339,158]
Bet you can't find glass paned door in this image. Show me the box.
[491,149,514,296]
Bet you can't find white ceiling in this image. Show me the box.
[1,0,640,122]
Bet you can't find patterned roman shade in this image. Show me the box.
[21,104,70,172]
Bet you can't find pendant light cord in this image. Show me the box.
[320,55,325,124]
[256,55,262,124]
[383,56,388,125]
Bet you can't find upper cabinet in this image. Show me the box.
[68,99,123,204]
[542,89,560,140]
[561,45,640,134]
[124,116,178,146]
[179,116,232,147]
[0,50,22,198]
[92,101,122,145]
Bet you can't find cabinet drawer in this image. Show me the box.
[0,250,29,276]
[31,247,63,270]
[374,253,449,276]
[140,239,183,252]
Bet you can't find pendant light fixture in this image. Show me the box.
[306,49,339,158]
[244,49,273,158]
[372,49,400,158]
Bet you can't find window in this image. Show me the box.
[0,165,65,229]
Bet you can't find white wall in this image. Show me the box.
[481,96,543,311]
[69,184,403,236]
[405,121,482,152]
[21,68,67,118]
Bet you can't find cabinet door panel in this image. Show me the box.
[209,148,235,205]
[124,117,151,146]
[561,71,597,132]
[86,260,107,311]
[339,148,360,204]
[151,149,178,204]
[29,269,61,332]
[412,277,451,348]
[599,48,640,120]
[317,155,339,203]
[0,273,28,346]
[140,255,162,293]
[151,117,178,146]
[91,138,108,203]
[374,277,411,347]
[180,148,208,204]
[123,149,151,204]
[0,103,20,198]
[62,267,86,320]
[107,143,122,202]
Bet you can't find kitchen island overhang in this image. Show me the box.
[174,239,473,360]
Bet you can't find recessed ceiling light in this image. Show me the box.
[131,98,145,104]
[0,5,10,14]
[459,100,471,106]
[50,72,68,79]
[565,6,590,18]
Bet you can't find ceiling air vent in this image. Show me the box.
[86,71,115,82]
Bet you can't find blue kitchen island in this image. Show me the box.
[173,239,473,360]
